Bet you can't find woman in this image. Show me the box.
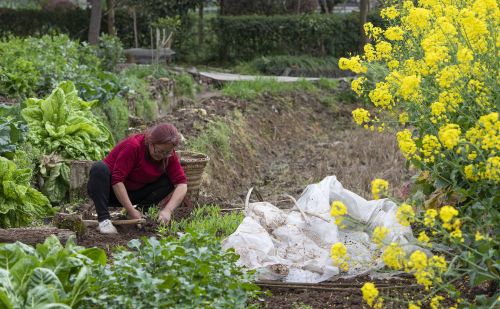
[87,122,188,234]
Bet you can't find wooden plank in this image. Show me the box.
[82,218,146,227]
[198,71,327,83]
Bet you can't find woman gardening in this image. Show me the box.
[87,123,188,234]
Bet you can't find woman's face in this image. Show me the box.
[149,143,175,161]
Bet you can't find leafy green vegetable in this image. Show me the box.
[0,156,53,228]
[85,232,260,308]
[0,104,27,159]
[0,235,106,308]
[21,81,114,203]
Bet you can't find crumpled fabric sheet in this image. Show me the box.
[222,175,418,283]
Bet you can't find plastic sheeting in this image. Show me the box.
[222,176,417,283]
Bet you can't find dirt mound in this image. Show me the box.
[156,90,410,206]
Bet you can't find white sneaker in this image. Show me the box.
[98,219,118,234]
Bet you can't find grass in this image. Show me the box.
[233,55,342,77]
[221,78,323,101]
[158,204,244,241]
[187,119,232,159]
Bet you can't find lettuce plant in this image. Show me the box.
[0,156,52,228]
[0,235,106,308]
[21,81,114,203]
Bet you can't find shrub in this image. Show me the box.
[0,34,121,103]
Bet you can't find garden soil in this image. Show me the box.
[72,85,415,308]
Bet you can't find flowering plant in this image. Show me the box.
[338,0,499,307]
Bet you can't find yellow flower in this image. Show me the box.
[417,231,430,245]
[450,228,464,242]
[330,242,349,271]
[399,112,409,125]
[408,303,420,309]
[330,201,347,217]
[397,130,417,159]
[430,295,444,309]
[396,203,415,227]
[421,135,441,163]
[382,243,406,270]
[483,157,500,182]
[424,209,438,227]
[369,82,393,109]
[409,250,427,271]
[385,26,405,41]
[352,108,370,125]
[375,41,393,60]
[361,282,383,308]
[380,6,399,20]
[371,178,389,200]
[351,77,366,96]
[438,124,461,150]
[398,75,420,100]
[372,226,389,246]
[439,205,458,223]
[475,231,485,241]
[430,255,447,273]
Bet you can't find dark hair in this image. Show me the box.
[144,123,180,146]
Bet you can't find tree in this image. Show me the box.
[106,0,116,36]
[359,0,369,51]
[88,0,102,45]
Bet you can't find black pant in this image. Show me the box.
[87,161,174,222]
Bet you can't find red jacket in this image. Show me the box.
[103,134,187,191]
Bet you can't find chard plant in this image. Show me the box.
[21,81,114,203]
[84,232,260,309]
[0,235,106,308]
[0,156,52,228]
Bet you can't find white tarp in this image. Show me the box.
[222,176,416,283]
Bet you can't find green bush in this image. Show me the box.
[85,232,261,308]
[95,96,130,142]
[96,33,124,72]
[0,34,121,103]
[173,73,197,98]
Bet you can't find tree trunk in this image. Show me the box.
[106,0,116,36]
[198,2,204,51]
[0,228,75,246]
[359,0,369,52]
[132,7,138,48]
[88,0,102,45]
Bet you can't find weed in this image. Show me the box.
[187,119,232,159]
[222,77,328,101]
[317,77,338,91]
[159,204,243,241]
[122,64,170,79]
[173,73,197,98]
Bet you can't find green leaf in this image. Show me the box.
[77,248,106,266]
[27,268,63,293]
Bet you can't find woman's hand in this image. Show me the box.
[127,207,142,220]
[158,209,172,225]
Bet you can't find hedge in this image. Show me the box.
[212,12,383,62]
[0,9,383,63]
